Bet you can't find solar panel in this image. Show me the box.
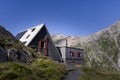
[16,30,27,40]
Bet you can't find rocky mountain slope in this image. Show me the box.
[0,25,37,63]
[52,20,120,71]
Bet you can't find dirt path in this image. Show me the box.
[62,65,80,80]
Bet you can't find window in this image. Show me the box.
[70,51,75,56]
[78,52,81,57]
[26,34,30,39]
[31,28,36,32]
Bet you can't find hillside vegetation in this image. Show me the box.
[0,56,66,80]
[79,66,120,80]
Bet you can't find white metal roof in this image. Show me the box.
[19,23,45,46]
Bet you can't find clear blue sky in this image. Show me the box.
[0,0,120,36]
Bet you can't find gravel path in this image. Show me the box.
[62,65,80,80]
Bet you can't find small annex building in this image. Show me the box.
[57,47,84,64]
[16,23,61,61]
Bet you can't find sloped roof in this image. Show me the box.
[17,23,45,46]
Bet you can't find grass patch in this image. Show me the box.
[0,57,66,80]
[80,66,120,80]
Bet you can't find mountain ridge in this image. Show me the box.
[52,20,120,71]
[52,20,120,47]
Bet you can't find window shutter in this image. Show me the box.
[78,52,81,57]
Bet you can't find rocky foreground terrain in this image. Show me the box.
[0,25,37,63]
[52,20,120,71]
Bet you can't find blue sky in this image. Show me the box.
[0,0,120,36]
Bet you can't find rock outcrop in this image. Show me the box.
[0,25,35,63]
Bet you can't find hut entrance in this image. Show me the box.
[38,36,49,56]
